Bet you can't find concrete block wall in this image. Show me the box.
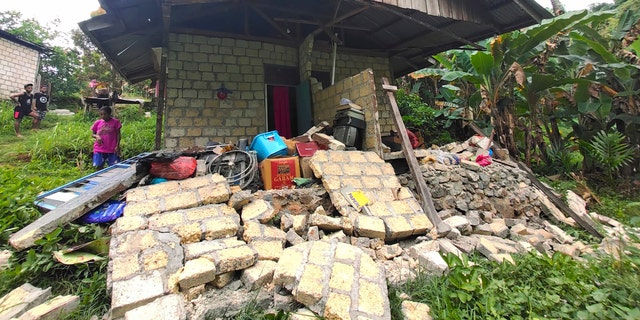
[312,69,382,152]
[165,33,299,148]
[310,50,394,134]
[164,32,394,149]
[0,38,40,99]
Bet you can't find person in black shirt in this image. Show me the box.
[9,83,38,137]
[32,84,49,130]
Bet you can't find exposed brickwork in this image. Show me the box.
[309,150,433,241]
[164,33,393,149]
[0,38,40,99]
[273,240,391,319]
[312,69,386,152]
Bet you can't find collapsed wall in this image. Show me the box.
[97,149,621,320]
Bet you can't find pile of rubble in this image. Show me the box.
[0,147,632,320]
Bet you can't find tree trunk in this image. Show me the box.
[550,0,565,16]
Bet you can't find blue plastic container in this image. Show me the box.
[250,131,288,162]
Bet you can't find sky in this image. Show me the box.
[534,0,614,11]
[0,0,615,45]
[0,0,100,46]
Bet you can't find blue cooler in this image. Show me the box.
[250,131,288,162]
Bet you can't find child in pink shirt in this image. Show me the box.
[91,106,122,170]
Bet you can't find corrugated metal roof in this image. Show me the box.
[79,0,551,84]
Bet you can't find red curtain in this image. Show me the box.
[273,86,291,138]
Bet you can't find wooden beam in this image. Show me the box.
[247,4,295,40]
[355,0,485,51]
[382,77,449,234]
[272,18,370,31]
[310,6,370,37]
[516,162,604,238]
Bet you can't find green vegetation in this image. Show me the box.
[1,1,640,319]
[390,248,640,319]
[0,101,154,319]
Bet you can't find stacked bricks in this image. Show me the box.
[308,150,433,241]
[165,34,299,148]
[312,68,387,152]
[273,240,391,320]
[163,32,392,150]
[108,173,256,318]
[0,37,40,99]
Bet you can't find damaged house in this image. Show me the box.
[78,0,551,153]
[15,1,629,320]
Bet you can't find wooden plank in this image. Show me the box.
[413,0,427,12]
[516,162,604,238]
[425,0,439,15]
[382,77,448,234]
[10,166,144,251]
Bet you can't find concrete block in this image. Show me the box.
[354,215,386,240]
[241,260,277,290]
[14,295,79,320]
[178,257,217,290]
[416,251,448,276]
[382,216,414,240]
[250,240,284,261]
[111,271,166,318]
[124,294,186,320]
[401,300,433,320]
[241,199,276,223]
[0,283,51,320]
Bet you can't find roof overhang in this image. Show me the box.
[0,29,49,53]
[79,0,552,83]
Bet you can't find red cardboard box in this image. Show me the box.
[295,141,319,157]
[259,156,301,190]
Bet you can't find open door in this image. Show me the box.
[295,80,313,135]
[264,65,319,137]
[266,85,297,138]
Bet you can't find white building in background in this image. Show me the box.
[0,29,47,99]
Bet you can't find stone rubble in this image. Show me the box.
[1,148,635,320]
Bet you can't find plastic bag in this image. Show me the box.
[149,156,197,180]
[78,199,125,224]
[476,154,492,167]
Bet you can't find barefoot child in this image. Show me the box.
[91,106,122,170]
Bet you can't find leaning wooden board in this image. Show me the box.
[382,77,448,234]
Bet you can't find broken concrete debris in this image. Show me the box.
[2,144,631,319]
[0,283,79,320]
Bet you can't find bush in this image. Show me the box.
[395,90,454,146]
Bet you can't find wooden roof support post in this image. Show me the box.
[382,77,450,235]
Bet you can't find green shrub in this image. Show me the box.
[0,103,155,319]
[395,90,454,146]
[392,250,640,319]
[587,130,634,178]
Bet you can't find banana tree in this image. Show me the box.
[553,9,640,173]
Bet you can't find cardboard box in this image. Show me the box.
[296,141,319,157]
[300,157,314,178]
[259,156,301,190]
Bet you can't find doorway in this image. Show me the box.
[266,85,297,139]
[264,64,313,138]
